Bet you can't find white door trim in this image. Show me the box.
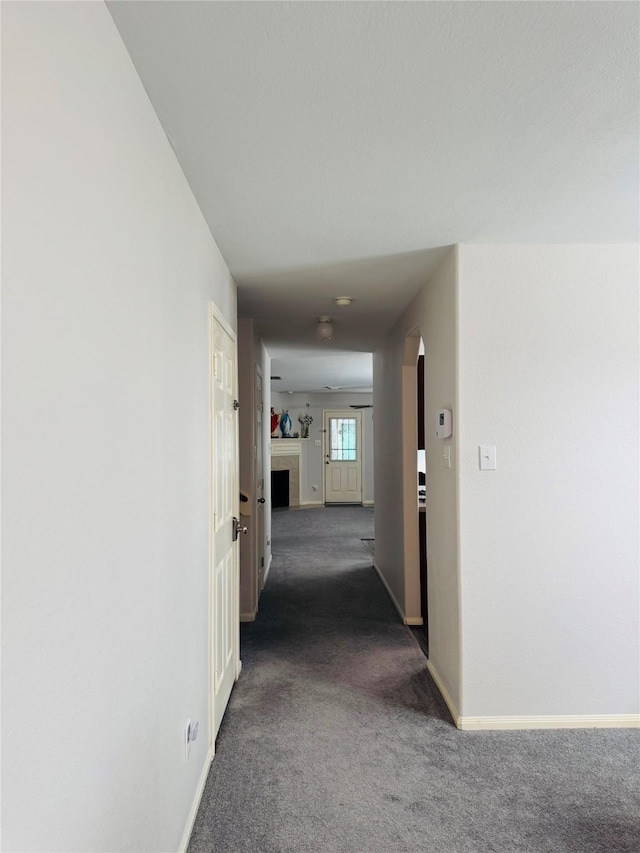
[211,300,237,341]
[255,365,265,596]
[209,302,240,756]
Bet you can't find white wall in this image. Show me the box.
[271,391,374,504]
[373,345,406,607]
[373,249,460,708]
[457,244,639,718]
[2,3,236,850]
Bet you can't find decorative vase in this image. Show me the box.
[280,411,292,437]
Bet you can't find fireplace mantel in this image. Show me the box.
[271,440,302,457]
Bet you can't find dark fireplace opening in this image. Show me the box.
[271,469,290,508]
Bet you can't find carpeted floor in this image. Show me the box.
[188,506,640,853]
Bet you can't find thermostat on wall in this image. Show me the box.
[436,409,452,438]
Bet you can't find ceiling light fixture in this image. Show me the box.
[334,296,353,306]
[316,316,334,341]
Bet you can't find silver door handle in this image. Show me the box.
[257,498,266,504]
[232,517,248,540]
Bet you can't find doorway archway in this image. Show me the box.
[401,329,422,625]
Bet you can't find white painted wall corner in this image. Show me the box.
[372,559,422,626]
[426,659,461,727]
[373,560,405,624]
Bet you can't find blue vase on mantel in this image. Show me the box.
[280,411,292,438]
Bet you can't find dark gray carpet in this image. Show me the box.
[189,506,640,853]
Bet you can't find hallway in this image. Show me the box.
[3,5,638,850]
[189,508,639,853]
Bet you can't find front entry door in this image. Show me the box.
[211,310,239,743]
[324,410,363,504]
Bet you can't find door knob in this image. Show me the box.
[232,517,248,540]
[257,498,265,504]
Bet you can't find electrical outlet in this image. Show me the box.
[443,445,451,469]
[185,720,192,760]
[185,719,200,761]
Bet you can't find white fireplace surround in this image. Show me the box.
[270,440,302,507]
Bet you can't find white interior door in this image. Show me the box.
[211,310,239,743]
[255,367,265,590]
[324,410,363,504]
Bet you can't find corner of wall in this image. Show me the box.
[453,242,464,716]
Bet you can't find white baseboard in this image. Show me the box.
[262,553,272,588]
[457,714,640,731]
[362,500,374,506]
[422,662,639,731]
[179,748,213,853]
[372,560,421,626]
[240,610,257,622]
[298,501,324,507]
[372,560,405,623]
[426,659,461,726]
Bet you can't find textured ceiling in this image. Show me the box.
[108,1,638,391]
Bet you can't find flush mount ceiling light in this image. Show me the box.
[334,296,353,307]
[315,316,334,341]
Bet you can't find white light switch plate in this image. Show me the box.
[479,445,497,470]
